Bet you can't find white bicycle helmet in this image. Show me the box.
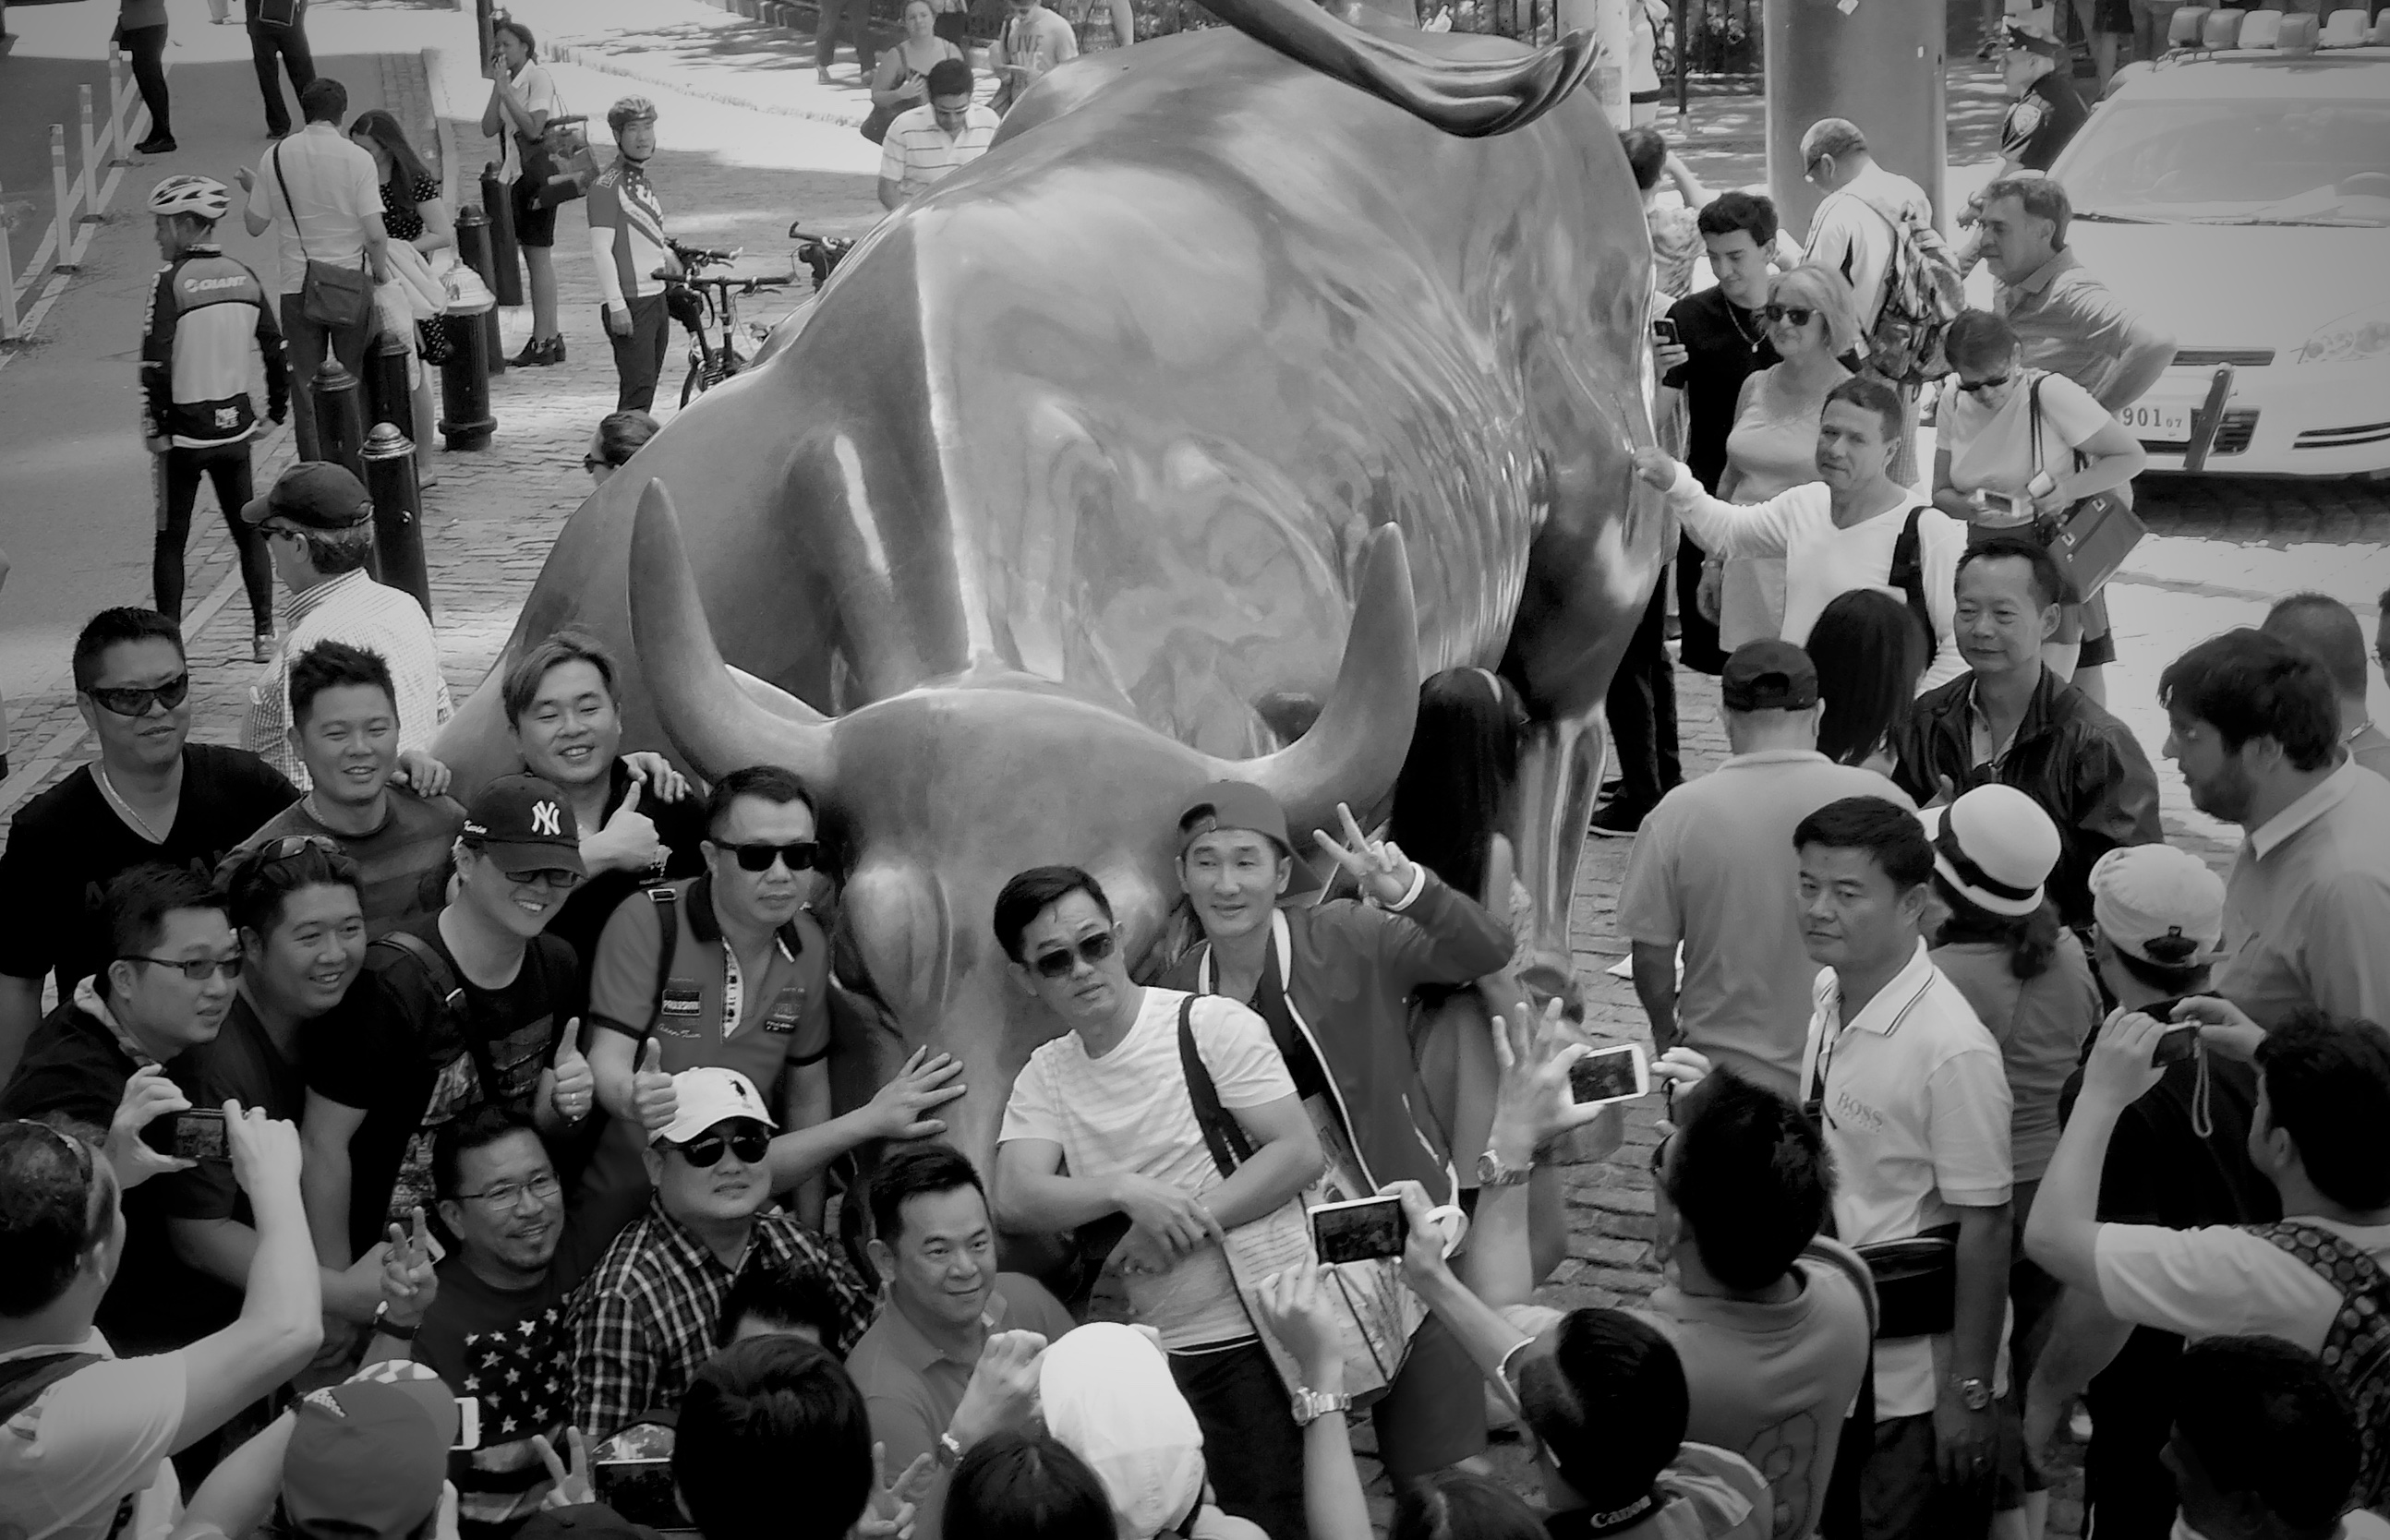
[147,174,231,221]
[606,96,658,132]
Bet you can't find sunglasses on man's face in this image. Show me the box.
[502,867,585,890]
[1761,304,1817,328]
[86,673,191,717]
[1958,374,2013,394]
[728,840,821,874]
[670,1125,772,1168]
[1031,931,1117,980]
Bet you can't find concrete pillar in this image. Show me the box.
[1765,0,1949,237]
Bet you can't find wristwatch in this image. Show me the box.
[935,1431,967,1468]
[371,1301,420,1341]
[1475,1149,1532,1188]
[1949,1375,1992,1412]
[1289,1385,1353,1426]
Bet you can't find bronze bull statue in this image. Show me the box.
[433,0,1670,1180]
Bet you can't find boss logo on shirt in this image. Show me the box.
[762,988,804,1034]
[660,983,703,1017]
[1830,1089,1887,1135]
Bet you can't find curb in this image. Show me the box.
[546,38,873,130]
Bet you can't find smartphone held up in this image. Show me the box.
[1567,1043,1650,1108]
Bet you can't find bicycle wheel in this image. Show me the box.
[681,357,706,408]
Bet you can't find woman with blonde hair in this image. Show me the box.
[1701,263,1861,654]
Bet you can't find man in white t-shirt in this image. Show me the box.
[991,864,1322,1540]
[1633,377,1969,694]
[0,1102,325,1540]
[1792,795,2015,1536]
[2025,1005,2390,1512]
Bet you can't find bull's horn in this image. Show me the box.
[629,479,837,791]
[1218,523,1419,837]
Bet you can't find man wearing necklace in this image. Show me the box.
[235,641,467,935]
[299,774,597,1267]
[1156,782,1513,1498]
[2259,592,2390,783]
[0,608,297,1086]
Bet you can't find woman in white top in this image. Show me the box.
[869,1,967,117]
[481,19,563,365]
[1931,308,2146,682]
[1706,263,1861,654]
[1635,374,1971,693]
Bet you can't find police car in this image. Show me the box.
[2045,7,2390,476]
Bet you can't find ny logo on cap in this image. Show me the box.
[532,801,562,836]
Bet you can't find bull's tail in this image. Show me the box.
[1204,0,1596,137]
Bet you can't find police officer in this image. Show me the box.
[582,764,966,1226]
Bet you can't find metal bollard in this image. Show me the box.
[311,356,367,477]
[361,423,433,616]
[438,305,497,451]
[481,163,523,308]
[453,205,505,376]
[366,328,414,440]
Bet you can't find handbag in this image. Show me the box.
[2026,376,2146,605]
[860,53,912,144]
[1854,1224,1961,1340]
[272,143,373,331]
[519,113,598,209]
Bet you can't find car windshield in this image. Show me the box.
[2056,93,2390,226]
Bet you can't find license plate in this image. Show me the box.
[2116,402,2191,439]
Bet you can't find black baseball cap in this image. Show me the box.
[240,463,373,530]
[461,774,586,874]
[1720,640,1819,713]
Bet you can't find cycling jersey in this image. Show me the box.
[141,247,289,449]
[585,159,670,311]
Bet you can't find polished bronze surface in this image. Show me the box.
[433,0,1668,1174]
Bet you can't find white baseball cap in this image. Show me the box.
[1921,785,2061,919]
[2089,845,2226,967]
[650,1066,777,1147]
[1040,1323,1208,1540]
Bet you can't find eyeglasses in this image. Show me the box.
[454,1171,562,1209]
[583,454,609,475]
[1957,374,2013,394]
[669,1125,772,1168]
[1760,305,1817,327]
[85,673,191,717]
[1030,931,1116,980]
[123,952,243,981]
[728,840,821,874]
[6,1119,101,1243]
[501,868,585,890]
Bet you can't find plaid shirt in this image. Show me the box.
[242,568,453,788]
[568,1199,874,1439]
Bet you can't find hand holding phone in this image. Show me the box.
[1567,1043,1651,1107]
[1650,317,1679,347]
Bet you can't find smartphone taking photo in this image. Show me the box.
[595,1458,680,1528]
[170,1109,226,1161]
[1309,1195,1408,1266]
[1567,1044,1650,1108]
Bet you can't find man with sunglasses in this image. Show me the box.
[301,775,594,1270]
[0,608,297,1087]
[1,865,249,1355]
[571,1065,874,1440]
[581,765,965,1228]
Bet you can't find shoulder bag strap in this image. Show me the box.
[2028,374,2046,479]
[373,930,493,1086]
[1177,996,1255,1179]
[1888,505,1937,666]
[646,885,681,1040]
[271,142,315,268]
[0,1353,104,1422]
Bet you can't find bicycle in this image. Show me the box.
[658,244,799,407]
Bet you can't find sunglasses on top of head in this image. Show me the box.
[1030,931,1116,980]
[1760,304,1816,327]
[727,840,821,874]
[85,674,191,717]
[670,1124,772,1168]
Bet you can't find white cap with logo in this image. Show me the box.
[2089,845,2227,967]
[649,1065,777,1146]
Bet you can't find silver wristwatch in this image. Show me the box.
[1948,1375,1993,1412]
[1290,1385,1354,1426]
[1475,1148,1532,1188]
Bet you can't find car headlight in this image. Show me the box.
[2298,305,2390,365]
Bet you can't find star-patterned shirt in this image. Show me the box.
[569,1199,875,1441]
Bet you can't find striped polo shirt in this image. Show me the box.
[878,102,1002,203]
[235,786,466,937]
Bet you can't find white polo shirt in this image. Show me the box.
[1800,941,2014,1419]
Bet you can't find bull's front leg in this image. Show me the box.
[1510,704,1605,1022]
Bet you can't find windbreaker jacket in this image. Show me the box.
[141,246,289,448]
[1890,668,2163,929]
[1160,872,1513,1203]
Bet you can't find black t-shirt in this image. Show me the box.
[2001,72,2089,174]
[546,759,709,999]
[0,746,297,1000]
[305,915,580,1257]
[1662,287,1780,494]
[0,1003,202,1353]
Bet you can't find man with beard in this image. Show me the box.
[2158,629,2390,1029]
[300,776,597,1267]
[0,865,246,1354]
[364,1106,652,1537]
[165,840,391,1350]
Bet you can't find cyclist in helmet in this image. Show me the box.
[587,97,681,413]
[141,175,287,659]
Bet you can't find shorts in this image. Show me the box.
[2091,0,2133,31]
[510,172,557,248]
